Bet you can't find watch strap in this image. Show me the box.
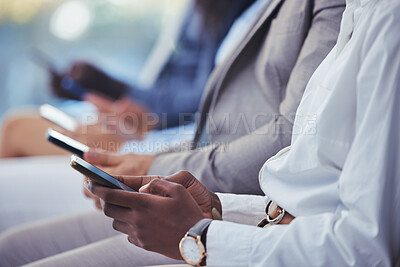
[188,218,213,237]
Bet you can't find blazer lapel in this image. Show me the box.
[194,0,284,145]
[211,0,284,96]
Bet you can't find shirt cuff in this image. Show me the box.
[216,193,269,225]
[206,221,263,266]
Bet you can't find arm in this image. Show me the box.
[130,83,205,128]
[130,0,256,128]
[148,1,345,194]
[128,7,215,129]
[207,7,400,265]
[87,170,271,260]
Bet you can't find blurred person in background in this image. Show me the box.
[0,0,399,266]
[0,0,254,158]
[0,0,346,261]
[0,0,255,232]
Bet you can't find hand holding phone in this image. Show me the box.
[40,104,79,132]
[46,128,89,158]
[30,48,88,100]
[70,155,135,191]
[30,47,59,75]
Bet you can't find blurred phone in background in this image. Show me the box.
[47,129,89,158]
[31,48,89,100]
[30,48,59,75]
[39,104,79,132]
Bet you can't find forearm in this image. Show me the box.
[148,118,292,195]
[206,211,392,266]
[129,83,204,129]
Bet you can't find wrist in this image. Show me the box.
[180,218,212,266]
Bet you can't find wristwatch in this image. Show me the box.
[179,218,212,266]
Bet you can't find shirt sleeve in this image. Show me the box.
[216,193,269,225]
[206,4,400,266]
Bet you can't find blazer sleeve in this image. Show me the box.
[148,1,345,194]
[128,0,255,129]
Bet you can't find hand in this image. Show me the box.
[161,171,222,218]
[68,124,126,152]
[82,177,102,210]
[83,150,155,176]
[50,61,127,100]
[105,171,222,218]
[85,93,158,139]
[119,171,222,218]
[87,178,205,259]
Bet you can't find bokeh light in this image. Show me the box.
[49,1,92,40]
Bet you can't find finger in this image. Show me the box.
[114,98,131,113]
[112,220,131,235]
[83,178,99,199]
[84,93,113,113]
[87,181,161,209]
[139,178,185,198]
[83,187,94,198]
[69,62,85,80]
[127,235,140,247]
[116,175,163,191]
[87,182,133,208]
[103,202,131,221]
[164,171,197,188]
[84,150,122,167]
[94,198,102,210]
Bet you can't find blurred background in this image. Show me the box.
[0,0,187,123]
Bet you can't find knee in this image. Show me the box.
[0,113,39,158]
[1,113,26,137]
[0,115,21,158]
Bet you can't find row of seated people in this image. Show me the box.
[0,0,399,266]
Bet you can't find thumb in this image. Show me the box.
[139,178,185,198]
[115,175,163,191]
[84,150,121,167]
[164,171,197,189]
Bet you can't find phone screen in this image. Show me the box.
[70,155,135,192]
[47,129,89,158]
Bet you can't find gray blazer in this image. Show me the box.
[148,0,345,194]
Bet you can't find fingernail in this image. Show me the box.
[86,151,97,161]
[100,199,105,210]
[139,183,150,192]
[84,180,93,193]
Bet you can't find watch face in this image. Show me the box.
[180,236,202,265]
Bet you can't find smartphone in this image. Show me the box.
[60,76,87,100]
[70,155,135,191]
[30,48,59,75]
[40,104,79,132]
[47,128,89,158]
[31,48,88,100]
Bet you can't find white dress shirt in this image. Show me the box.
[207,0,400,266]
